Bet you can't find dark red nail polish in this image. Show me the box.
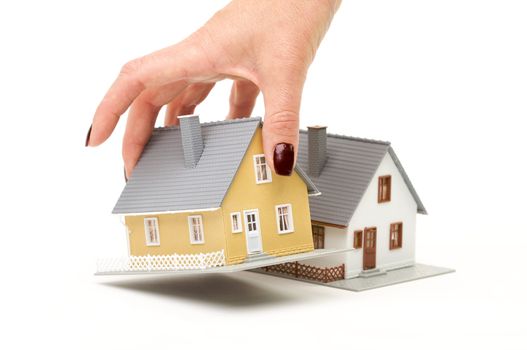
[124,167,128,183]
[273,143,294,176]
[85,125,92,147]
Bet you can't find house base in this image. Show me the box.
[95,248,352,276]
[253,263,455,292]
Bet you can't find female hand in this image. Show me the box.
[87,0,341,179]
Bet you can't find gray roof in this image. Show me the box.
[297,131,427,227]
[113,117,318,214]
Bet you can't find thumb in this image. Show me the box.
[261,72,305,176]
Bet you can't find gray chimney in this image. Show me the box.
[307,125,327,177]
[178,114,204,168]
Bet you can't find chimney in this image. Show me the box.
[178,114,204,168]
[307,125,327,177]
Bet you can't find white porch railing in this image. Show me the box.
[96,249,225,273]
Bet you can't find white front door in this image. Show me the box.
[244,209,263,254]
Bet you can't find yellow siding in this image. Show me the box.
[125,209,226,256]
[221,128,314,264]
[123,127,314,264]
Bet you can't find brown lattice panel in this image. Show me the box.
[262,261,345,283]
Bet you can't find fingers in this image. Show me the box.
[89,40,215,147]
[123,81,188,178]
[122,101,160,180]
[164,82,215,126]
[261,69,306,176]
[227,80,260,119]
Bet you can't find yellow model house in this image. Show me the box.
[112,116,319,267]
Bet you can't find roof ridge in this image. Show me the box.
[299,129,390,146]
[154,116,262,132]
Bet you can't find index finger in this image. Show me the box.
[88,41,212,146]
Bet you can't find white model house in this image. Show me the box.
[297,126,427,279]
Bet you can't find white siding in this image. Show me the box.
[306,152,419,279]
[304,225,350,267]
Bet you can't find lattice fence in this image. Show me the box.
[262,261,345,283]
[97,250,225,273]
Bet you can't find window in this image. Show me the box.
[389,222,403,249]
[253,154,272,184]
[144,218,160,246]
[275,204,294,234]
[312,225,325,249]
[364,227,377,249]
[188,215,204,244]
[353,230,363,249]
[231,212,242,233]
[378,175,392,203]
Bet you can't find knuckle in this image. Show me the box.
[265,110,299,137]
[120,56,146,77]
[120,56,154,80]
[119,57,148,90]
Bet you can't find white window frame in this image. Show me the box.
[253,154,272,184]
[143,217,160,246]
[275,204,294,234]
[188,215,205,244]
[230,212,242,233]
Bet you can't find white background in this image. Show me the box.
[1,1,526,349]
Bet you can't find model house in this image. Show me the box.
[111,116,319,267]
[98,116,449,289]
[295,126,427,279]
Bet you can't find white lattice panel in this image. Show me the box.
[97,250,225,273]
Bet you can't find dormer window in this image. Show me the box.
[378,175,392,203]
[253,154,272,184]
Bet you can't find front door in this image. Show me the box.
[363,227,377,270]
[244,210,263,254]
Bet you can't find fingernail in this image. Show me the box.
[273,143,294,176]
[85,124,92,147]
[124,166,128,183]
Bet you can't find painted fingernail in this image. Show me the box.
[85,124,92,147]
[273,143,294,176]
[124,166,128,183]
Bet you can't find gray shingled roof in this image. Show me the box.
[297,131,427,227]
[113,117,318,215]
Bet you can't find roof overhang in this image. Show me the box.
[387,147,428,215]
[114,207,221,216]
[294,165,321,196]
[311,220,347,229]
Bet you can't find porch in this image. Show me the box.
[255,263,454,292]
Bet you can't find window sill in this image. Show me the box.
[256,180,272,185]
[146,243,160,247]
[278,230,294,235]
[190,241,205,245]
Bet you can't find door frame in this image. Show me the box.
[243,209,263,254]
[362,226,377,270]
